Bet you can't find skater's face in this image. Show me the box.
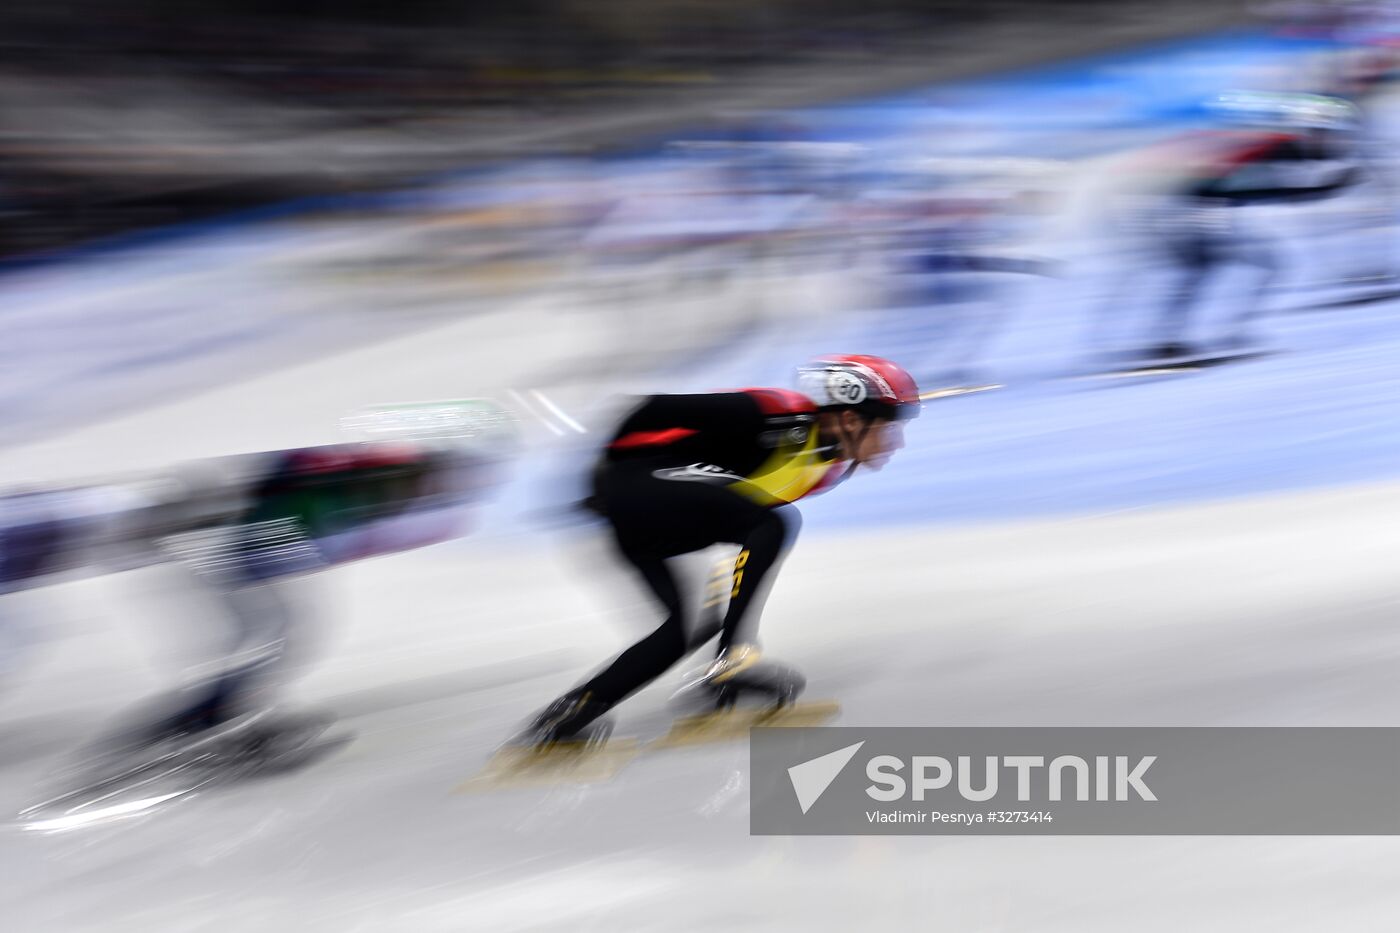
[836,412,905,471]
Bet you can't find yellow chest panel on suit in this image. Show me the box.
[729,427,839,507]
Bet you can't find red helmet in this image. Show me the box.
[796,355,921,421]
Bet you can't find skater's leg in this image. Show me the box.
[1147,236,1212,357]
[1223,236,1278,347]
[0,594,40,692]
[945,295,1012,386]
[1083,258,1142,360]
[687,547,739,651]
[163,580,302,732]
[529,473,785,740]
[523,550,692,742]
[0,509,65,691]
[578,552,690,707]
[717,505,800,654]
[152,519,322,738]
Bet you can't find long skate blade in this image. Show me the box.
[919,385,1002,401]
[456,739,641,792]
[1076,350,1275,381]
[649,700,841,750]
[1077,367,1201,380]
[14,752,228,834]
[14,716,346,833]
[14,787,203,834]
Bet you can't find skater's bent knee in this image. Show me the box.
[774,505,801,540]
[751,507,800,552]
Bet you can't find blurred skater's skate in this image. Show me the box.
[661,646,837,748]
[461,703,639,791]
[16,710,348,833]
[1082,345,1275,380]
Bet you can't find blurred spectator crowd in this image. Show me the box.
[0,0,1249,259]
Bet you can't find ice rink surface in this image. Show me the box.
[8,25,1400,933]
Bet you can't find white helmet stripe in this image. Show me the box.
[802,359,896,406]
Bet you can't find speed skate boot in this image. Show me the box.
[519,688,615,750]
[674,643,762,700]
[677,644,804,711]
[703,643,764,684]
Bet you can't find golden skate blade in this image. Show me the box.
[456,739,640,792]
[650,700,841,750]
[919,385,1002,401]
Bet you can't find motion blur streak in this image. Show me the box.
[6,1,1400,931]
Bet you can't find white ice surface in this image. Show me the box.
[5,284,1400,932]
